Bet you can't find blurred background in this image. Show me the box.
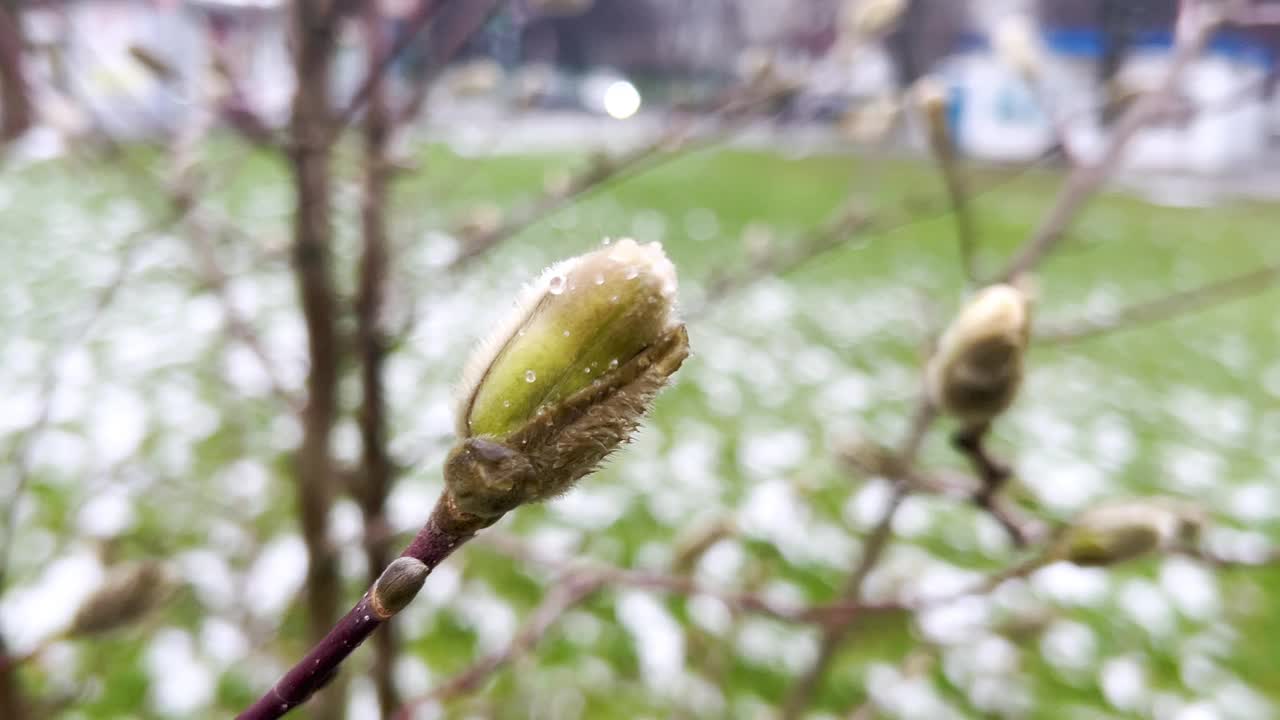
[1,0,1279,718]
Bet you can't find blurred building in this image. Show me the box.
[940,0,1277,171]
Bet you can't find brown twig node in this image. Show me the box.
[237,499,489,720]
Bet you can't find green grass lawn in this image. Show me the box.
[2,140,1279,719]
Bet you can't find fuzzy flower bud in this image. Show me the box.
[68,561,173,638]
[448,239,688,520]
[927,283,1031,428]
[1055,499,1205,567]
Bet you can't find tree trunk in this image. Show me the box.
[288,2,343,718]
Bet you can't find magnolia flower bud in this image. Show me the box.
[1055,499,1205,567]
[68,561,173,638]
[927,284,1032,428]
[448,239,688,520]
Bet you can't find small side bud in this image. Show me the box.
[448,239,688,520]
[928,284,1032,428]
[1054,499,1205,567]
[68,561,173,638]
[370,558,430,620]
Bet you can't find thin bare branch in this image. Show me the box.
[355,6,401,715]
[480,533,905,626]
[1035,261,1280,345]
[445,85,788,271]
[993,2,1220,282]
[286,3,344,716]
[392,572,605,719]
[920,91,979,283]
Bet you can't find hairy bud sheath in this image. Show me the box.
[68,561,173,638]
[927,284,1031,428]
[447,239,688,520]
[1055,499,1205,567]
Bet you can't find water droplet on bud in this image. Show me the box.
[525,370,537,383]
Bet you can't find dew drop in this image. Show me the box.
[548,275,566,295]
[594,274,605,285]
[563,330,571,337]
[602,237,612,246]
[583,367,591,374]
[609,358,619,369]
[624,266,640,280]
[503,400,511,408]
[525,370,537,383]
[610,295,619,303]
[363,615,370,622]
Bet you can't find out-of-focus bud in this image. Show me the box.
[1054,499,1206,567]
[839,95,901,145]
[370,558,429,619]
[448,60,503,97]
[457,204,504,245]
[912,77,953,159]
[994,15,1045,83]
[448,239,689,520]
[671,517,737,575]
[735,48,804,98]
[843,0,909,39]
[68,561,174,638]
[516,63,557,109]
[741,222,775,266]
[927,283,1032,428]
[834,432,907,479]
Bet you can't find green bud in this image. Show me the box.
[1055,499,1204,567]
[927,283,1032,427]
[448,239,688,520]
[370,558,430,619]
